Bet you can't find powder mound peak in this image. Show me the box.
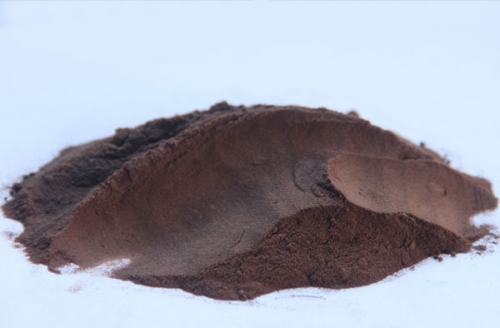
[208,101,235,113]
[2,103,497,300]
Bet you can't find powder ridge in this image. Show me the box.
[2,102,497,300]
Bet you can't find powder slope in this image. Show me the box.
[2,102,497,300]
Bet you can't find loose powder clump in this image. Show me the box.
[2,103,498,300]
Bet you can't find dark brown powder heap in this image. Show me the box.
[2,103,498,300]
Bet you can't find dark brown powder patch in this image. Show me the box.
[2,102,497,300]
[126,203,470,301]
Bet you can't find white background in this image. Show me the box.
[1,1,499,327]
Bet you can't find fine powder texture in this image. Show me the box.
[2,103,498,300]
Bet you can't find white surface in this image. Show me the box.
[1,1,499,327]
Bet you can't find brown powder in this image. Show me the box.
[2,102,497,300]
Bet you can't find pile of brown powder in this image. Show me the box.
[2,103,498,300]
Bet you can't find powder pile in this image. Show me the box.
[2,103,498,300]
